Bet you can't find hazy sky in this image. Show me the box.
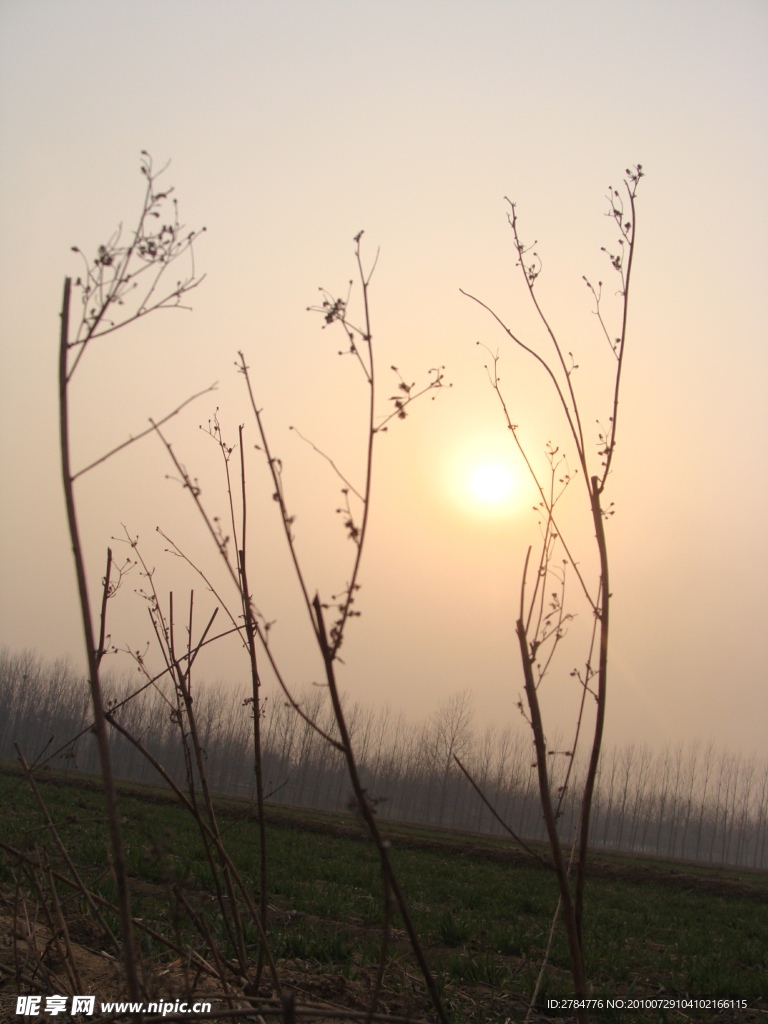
[1,0,766,755]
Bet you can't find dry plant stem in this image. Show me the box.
[97,548,113,665]
[44,858,84,993]
[575,481,610,942]
[453,754,548,865]
[524,896,562,1024]
[102,713,282,993]
[239,551,269,981]
[122,595,249,969]
[237,237,448,1021]
[58,277,140,999]
[313,598,450,1024]
[289,426,364,501]
[238,424,269,976]
[364,862,392,1024]
[172,885,242,1004]
[67,152,205,379]
[159,593,250,975]
[73,385,216,481]
[153,497,343,752]
[554,599,601,821]
[0,837,224,987]
[13,868,59,992]
[15,745,118,948]
[600,186,638,487]
[571,182,640,946]
[525,833,579,1023]
[464,169,642,1018]
[25,618,240,774]
[22,855,78,991]
[0,960,43,992]
[54,157,206,1002]
[150,413,271,984]
[237,358,314,620]
[473,346,594,607]
[516,615,587,1000]
[252,619,344,750]
[332,238,377,651]
[237,237,380,650]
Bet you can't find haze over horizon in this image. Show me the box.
[0,0,766,756]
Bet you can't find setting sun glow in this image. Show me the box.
[468,460,515,506]
[443,441,523,519]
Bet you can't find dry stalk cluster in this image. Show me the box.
[461,167,645,1019]
[7,156,452,1023]
[0,158,693,1024]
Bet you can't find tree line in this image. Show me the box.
[2,647,766,871]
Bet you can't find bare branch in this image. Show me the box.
[72,384,217,480]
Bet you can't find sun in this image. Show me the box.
[467,460,516,506]
[443,441,523,518]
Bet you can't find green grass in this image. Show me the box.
[1,763,766,1023]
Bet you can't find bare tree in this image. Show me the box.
[461,165,644,1016]
[424,689,474,824]
[676,739,701,859]
[58,153,206,996]
[753,758,768,869]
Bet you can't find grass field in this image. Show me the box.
[1,763,766,1023]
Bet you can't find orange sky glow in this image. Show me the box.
[0,0,766,756]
